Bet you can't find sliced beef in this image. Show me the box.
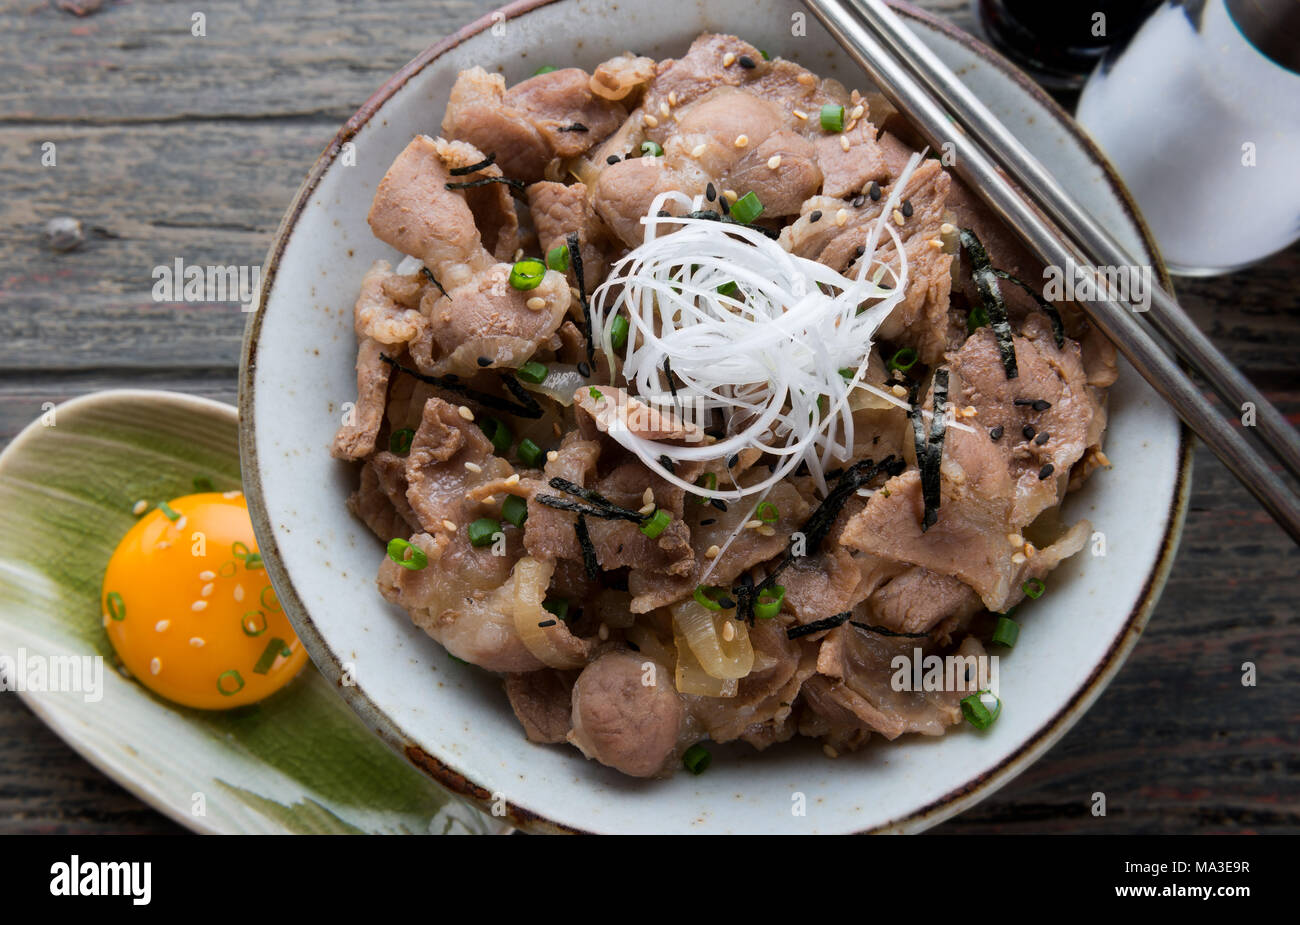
[505,670,575,744]
[331,338,391,460]
[442,66,626,183]
[568,650,685,777]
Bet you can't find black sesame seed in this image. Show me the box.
[606,154,621,165]
[738,55,756,69]
[1038,463,1055,480]
[809,210,823,223]
[1033,399,1052,412]
[657,209,671,217]
[476,356,492,367]
[719,195,731,216]
[868,181,881,201]
[1022,424,1036,440]
[626,640,640,652]
[851,194,866,208]
[537,619,557,628]
[706,182,717,201]
[658,454,675,474]
[699,518,717,526]
[989,425,1004,441]
[727,453,739,468]
[854,244,866,258]
[711,499,729,511]
[577,360,591,377]
[717,596,737,608]
[901,199,914,218]
[1034,431,1050,445]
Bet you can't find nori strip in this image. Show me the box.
[993,268,1066,349]
[444,176,525,194]
[448,152,497,176]
[379,354,543,418]
[575,514,600,580]
[534,494,644,523]
[421,266,450,300]
[547,477,645,522]
[959,228,1018,379]
[786,611,851,639]
[567,231,595,368]
[908,370,948,533]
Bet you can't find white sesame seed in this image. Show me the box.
[149,657,161,676]
[723,52,736,67]
[893,209,905,225]
[734,134,749,148]
[722,620,736,642]
[233,584,244,602]
[767,154,782,169]
[643,113,659,128]
[744,519,762,529]
[891,384,908,397]
[553,422,563,437]
[797,72,815,86]
[963,406,977,418]
[546,450,559,462]
[200,582,214,597]
[690,143,707,158]
[132,500,147,515]
[189,637,205,648]
[845,119,858,133]
[1095,451,1112,468]
[1011,552,1027,565]
[723,189,738,203]
[199,570,215,581]
[705,544,721,559]
[1007,533,1024,547]
[1024,543,1037,559]
[850,104,865,120]
[668,91,678,106]
[513,247,524,262]
[793,109,808,120]
[659,101,670,117]
[940,222,955,235]
[598,623,609,641]
[823,744,839,758]
[526,296,546,311]
[638,502,656,516]
[757,525,776,537]
[505,473,520,486]
[155,620,170,632]
[928,238,944,249]
[457,405,474,421]
[191,600,207,612]
[642,487,654,506]
[442,519,458,532]
[174,515,188,531]
[840,135,851,151]
[835,208,848,226]
[464,461,483,473]
[482,495,496,505]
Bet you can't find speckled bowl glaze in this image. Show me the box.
[240,0,1189,833]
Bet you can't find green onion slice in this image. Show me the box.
[991,615,1020,648]
[260,585,281,612]
[588,387,603,401]
[961,691,1001,730]
[105,591,126,621]
[820,103,845,133]
[533,64,557,75]
[389,428,415,454]
[610,314,630,351]
[693,584,725,611]
[502,494,528,528]
[517,437,543,468]
[682,743,712,775]
[756,501,779,523]
[730,191,764,225]
[158,501,181,522]
[693,471,718,503]
[508,258,547,291]
[216,669,245,696]
[242,610,268,637]
[217,559,238,578]
[467,518,501,548]
[639,508,672,538]
[1022,578,1046,599]
[480,416,513,454]
[517,360,548,384]
[232,541,251,560]
[640,140,663,158]
[754,584,786,619]
[887,347,918,372]
[253,637,291,675]
[545,243,571,272]
[716,280,739,298]
[387,537,429,570]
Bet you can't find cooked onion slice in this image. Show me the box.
[670,599,754,680]
[511,556,588,669]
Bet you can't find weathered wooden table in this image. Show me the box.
[1,0,1295,833]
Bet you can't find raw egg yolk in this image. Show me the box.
[101,492,308,709]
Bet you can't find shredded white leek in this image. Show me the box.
[590,154,927,502]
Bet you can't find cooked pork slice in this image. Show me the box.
[442,66,626,183]
[568,650,685,777]
[367,134,496,290]
[415,261,570,377]
[781,546,863,624]
[591,157,687,249]
[353,260,428,346]
[404,396,515,534]
[331,338,392,460]
[852,554,983,636]
[642,33,770,113]
[347,452,419,541]
[589,53,657,104]
[526,180,618,286]
[686,619,816,748]
[505,670,576,744]
[574,386,705,444]
[431,137,522,262]
[377,532,541,673]
[804,625,967,743]
[813,117,891,198]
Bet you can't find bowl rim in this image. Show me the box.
[238,0,1192,834]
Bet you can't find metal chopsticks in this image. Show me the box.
[803,0,1300,543]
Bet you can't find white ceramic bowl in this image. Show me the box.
[240,0,1189,833]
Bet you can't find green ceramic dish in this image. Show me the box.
[0,389,498,834]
